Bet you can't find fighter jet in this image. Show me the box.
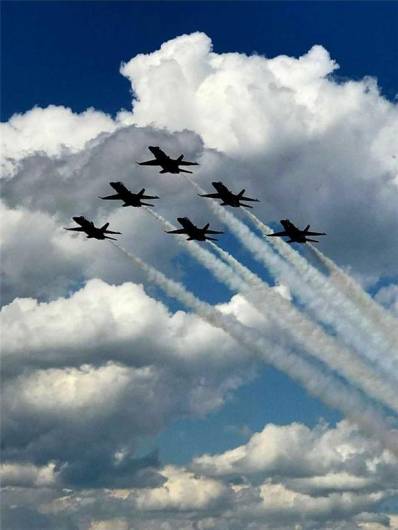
[199,181,260,208]
[166,217,223,241]
[64,216,121,241]
[100,182,159,207]
[267,219,326,243]
[137,146,199,174]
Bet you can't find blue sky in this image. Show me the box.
[2,0,396,463]
[2,1,398,122]
[2,3,398,528]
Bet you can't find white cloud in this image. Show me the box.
[0,105,124,175]
[375,284,398,316]
[2,31,398,530]
[0,462,57,488]
[132,465,230,511]
[120,32,398,277]
[4,421,396,530]
[1,278,256,491]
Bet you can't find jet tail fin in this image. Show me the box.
[101,222,110,231]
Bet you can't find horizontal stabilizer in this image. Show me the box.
[241,197,259,202]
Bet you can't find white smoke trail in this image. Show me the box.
[143,208,398,415]
[308,243,398,348]
[244,209,397,360]
[209,242,398,415]
[110,242,398,456]
[185,176,398,378]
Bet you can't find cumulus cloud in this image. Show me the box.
[121,32,398,277]
[1,278,254,491]
[2,31,398,530]
[375,284,398,316]
[2,421,397,530]
[2,32,398,286]
[0,105,125,175]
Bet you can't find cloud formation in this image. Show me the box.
[2,31,398,530]
[3,421,397,530]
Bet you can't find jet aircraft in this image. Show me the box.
[166,217,223,241]
[100,182,159,207]
[267,219,326,243]
[137,146,199,174]
[199,181,260,208]
[64,216,121,241]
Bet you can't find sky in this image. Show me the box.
[1,2,398,530]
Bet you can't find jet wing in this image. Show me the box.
[141,194,159,199]
[305,231,326,236]
[178,161,199,166]
[177,218,195,230]
[206,229,224,234]
[267,231,288,237]
[64,227,86,231]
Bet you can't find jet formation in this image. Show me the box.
[65,146,326,244]
[166,217,223,241]
[137,146,199,174]
[64,216,121,241]
[199,182,259,208]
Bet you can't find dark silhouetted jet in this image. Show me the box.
[100,182,159,207]
[166,217,223,241]
[199,181,260,208]
[64,216,121,241]
[267,219,326,243]
[137,146,199,174]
